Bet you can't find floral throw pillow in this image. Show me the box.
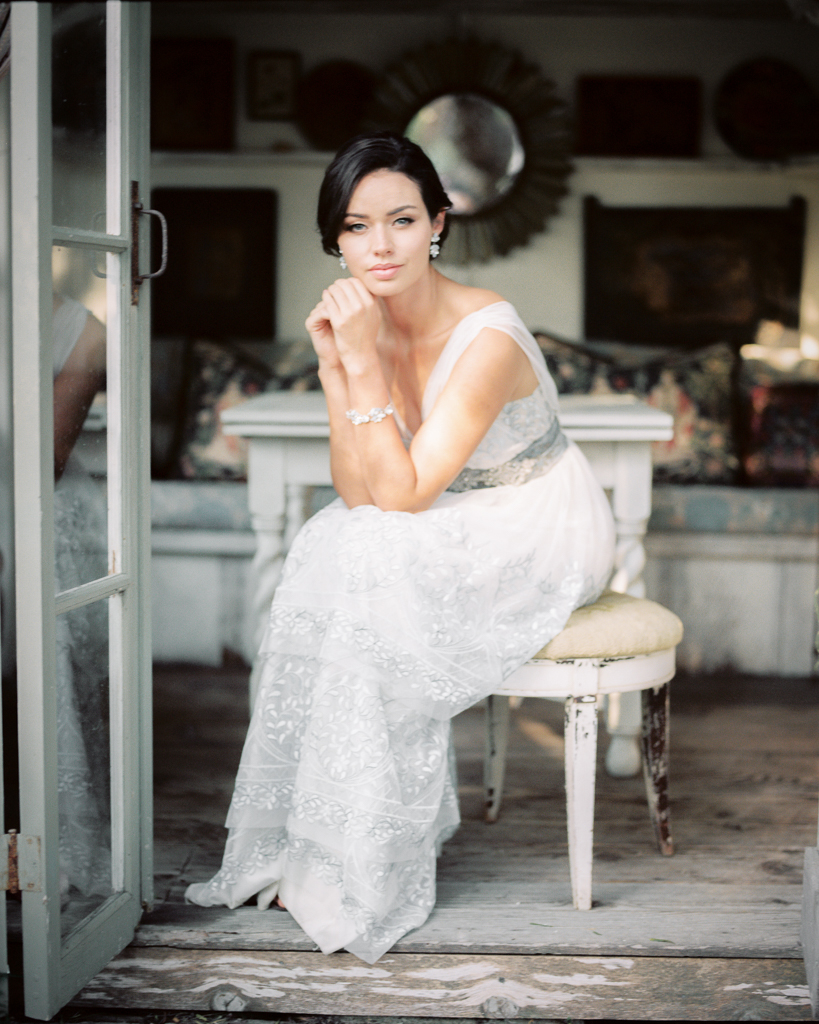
[742,383,819,486]
[738,349,819,486]
[534,333,739,484]
[178,340,272,481]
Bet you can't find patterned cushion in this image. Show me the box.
[742,383,819,486]
[533,591,684,660]
[738,348,819,487]
[178,340,272,481]
[535,333,739,484]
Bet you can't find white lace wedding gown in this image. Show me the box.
[186,302,615,962]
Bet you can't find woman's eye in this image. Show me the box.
[395,217,414,226]
[345,222,366,233]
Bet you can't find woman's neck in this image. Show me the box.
[380,267,451,344]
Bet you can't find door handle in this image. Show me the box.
[131,180,168,304]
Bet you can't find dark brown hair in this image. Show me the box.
[317,131,452,257]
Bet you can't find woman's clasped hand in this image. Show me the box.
[306,276,382,374]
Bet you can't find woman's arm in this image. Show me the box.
[347,325,531,512]
[53,312,106,480]
[314,278,534,513]
[306,291,376,507]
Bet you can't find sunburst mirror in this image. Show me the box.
[367,37,574,264]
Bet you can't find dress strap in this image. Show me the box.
[422,302,559,420]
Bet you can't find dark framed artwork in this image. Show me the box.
[584,196,806,348]
[575,76,702,158]
[246,50,300,120]
[151,39,235,151]
[150,188,276,338]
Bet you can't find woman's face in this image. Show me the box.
[337,169,445,296]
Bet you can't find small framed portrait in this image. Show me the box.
[246,50,301,121]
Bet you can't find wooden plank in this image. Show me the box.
[71,949,813,1019]
[803,847,819,1016]
[125,880,802,958]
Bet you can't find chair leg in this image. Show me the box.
[565,694,598,910]
[603,691,642,778]
[641,682,674,856]
[484,694,510,823]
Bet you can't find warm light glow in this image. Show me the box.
[740,344,803,370]
[803,295,819,327]
[801,334,819,360]
[754,320,800,348]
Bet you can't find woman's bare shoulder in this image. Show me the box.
[444,280,507,318]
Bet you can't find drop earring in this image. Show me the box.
[429,232,441,260]
[339,254,347,270]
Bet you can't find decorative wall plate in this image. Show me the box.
[367,37,573,264]
[715,57,819,161]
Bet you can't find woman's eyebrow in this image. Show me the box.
[344,205,419,219]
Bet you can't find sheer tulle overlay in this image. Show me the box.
[186,303,615,962]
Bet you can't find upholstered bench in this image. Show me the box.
[484,590,684,910]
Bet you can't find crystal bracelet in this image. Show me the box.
[346,402,395,426]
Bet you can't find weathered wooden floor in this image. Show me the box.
[71,666,819,1020]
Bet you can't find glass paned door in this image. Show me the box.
[10,3,152,1018]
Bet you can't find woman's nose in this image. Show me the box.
[372,226,393,254]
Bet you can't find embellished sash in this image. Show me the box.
[447,419,568,492]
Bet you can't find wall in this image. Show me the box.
[151,9,819,344]
[148,9,819,673]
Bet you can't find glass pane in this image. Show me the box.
[52,2,107,231]
[53,245,108,591]
[56,597,113,937]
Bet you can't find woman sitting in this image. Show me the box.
[186,131,615,963]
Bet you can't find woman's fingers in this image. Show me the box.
[305,302,324,328]
[310,279,381,368]
[325,277,377,315]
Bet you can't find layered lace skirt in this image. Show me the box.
[186,441,614,962]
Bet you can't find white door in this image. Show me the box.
[10,2,153,1017]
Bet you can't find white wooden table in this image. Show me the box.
[222,391,673,773]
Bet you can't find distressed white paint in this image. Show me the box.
[644,532,819,675]
[73,946,813,1018]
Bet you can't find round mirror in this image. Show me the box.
[406,94,525,215]
[368,38,573,263]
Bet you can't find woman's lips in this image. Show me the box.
[369,264,401,280]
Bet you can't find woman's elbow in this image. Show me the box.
[371,488,436,514]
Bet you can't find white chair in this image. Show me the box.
[484,590,683,910]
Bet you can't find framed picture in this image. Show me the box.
[584,196,806,348]
[575,76,702,158]
[151,39,235,151]
[246,50,300,121]
[150,187,276,338]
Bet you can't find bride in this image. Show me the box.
[186,131,615,962]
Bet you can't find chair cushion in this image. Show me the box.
[533,591,684,660]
